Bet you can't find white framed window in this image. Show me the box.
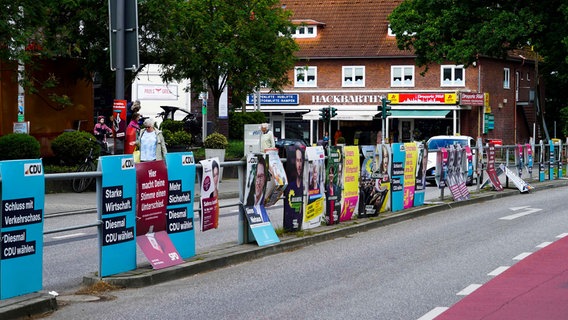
[295,66,317,87]
[292,25,317,38]
[391,66,415,87]
[440,65,465,87]
[503,68,510,89]
[342,66,365,87]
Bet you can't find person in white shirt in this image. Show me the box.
[138,118,167,162]
[260,123,275,152]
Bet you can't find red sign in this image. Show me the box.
[136,161,169,235]
[388,93,457,104]
[459,92,485,106]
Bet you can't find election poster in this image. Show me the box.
[414,142,427,207]
[242,153,280,246]
[485,142,504,191]
[199,158,220,231]
[98,155,136,277]
[304,146,326,229]
[284,144,305,231]
[0,159,44,299]
[403,142,417,209]
[326,146,343,224]
[264,150,288,207]
[359,145,380,217]
[372,144,391,213]
[165,152,196,259]
[390,143,405,212]
[340,146,359,222]
[136,160,182,269]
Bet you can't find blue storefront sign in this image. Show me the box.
[246,93,299,105]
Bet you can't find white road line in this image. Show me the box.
[513,252,532,260]
[536,241,552,248]
[417,307,449,320]
[500,207,542,220]
[457,284,482,295]
[488,266,510,276]
[51,233,86,240]
[556,233,568,238]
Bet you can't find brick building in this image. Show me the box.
[246,1,539,146]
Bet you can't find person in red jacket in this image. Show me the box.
[125,112,141,154]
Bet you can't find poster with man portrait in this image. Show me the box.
[283,144,305,231]
[372,144,391,213]
[359,145,379,218]
[414,142,427,207]
[264,150,288,207]
[304,146,325,229]
[325,146,343,225]
[199,157,220,231]
[242,153,280,246]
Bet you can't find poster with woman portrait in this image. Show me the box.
[414,142,427,207]
[199,157,220,231]
[304,146,325,229]
[283,144,305,231]
[340,146,359,222]
[242,153,280,246]
[372,144,391,213]
[264,150,288,207]
[325,146,343,225]
[403,142,418,209]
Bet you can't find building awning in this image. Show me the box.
[302,110,379,121]
[389,110,450,119]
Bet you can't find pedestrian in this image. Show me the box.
[93,115,112,153]
[260,123,275,152]
[125,112,141,154]
[334,129,342,145]
[138,118,167,162]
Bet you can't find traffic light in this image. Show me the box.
[319,107,328,121]
[381,97,391,119]
[330,107,337,118]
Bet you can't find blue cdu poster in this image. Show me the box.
[0,159,44,299]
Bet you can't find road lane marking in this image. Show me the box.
[488,266,510,276]
[51,233,86,240]
[536,241,552,248]
[457,284,482,295]
[556,233,568,238]
[513,252,532,260]
[500,207,542,220]
[417,307,448,320]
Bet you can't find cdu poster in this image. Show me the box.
[403,142,417,209]
[284,144,305,231]
[242,154,280,246]
[98,155,136,277]
[414,142,427,207]
[304,146,326,229]
[326,146,343,224]
[0,160,44,299]
[391,143,405,212]
[199,158,220,231]
[136,160,182,270]
[165,152,196,259]
[340,146,359,222]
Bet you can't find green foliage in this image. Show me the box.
[226,140,244,159]
[51,131,100,166]
[228,111,267,139]
[0,133,41,160]
[337,137,346,144]
[160,119,185,133]
[163,129,192,146]
[204,132,229,149]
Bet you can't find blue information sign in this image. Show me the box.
[0,160,44,299]
[246,93,299,105]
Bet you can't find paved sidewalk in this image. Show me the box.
[4,178,568,319]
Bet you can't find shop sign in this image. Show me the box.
[459,92,485,106]
[246,94,299,105]
[388,93,457,104]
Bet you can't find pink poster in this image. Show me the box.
[403,142,417,209]
[136,161,169,235]
[200,158,220,231]
[137,231,182,269]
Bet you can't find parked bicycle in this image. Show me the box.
[72,139,102,193]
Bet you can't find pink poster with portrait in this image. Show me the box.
[199,158,220,231]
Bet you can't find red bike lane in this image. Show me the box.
[437,235,568,320]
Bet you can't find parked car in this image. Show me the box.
[275,138,308,158]
[425,135,476,186]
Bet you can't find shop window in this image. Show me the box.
[391,66,414,87]
[440,65,465,87]
[342,66,365,87]
[295,66,317,87]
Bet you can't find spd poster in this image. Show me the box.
[414,142,427,207]
[391,143,405,212]
[326,146,343,224]
[199,158,220,231]
[304,146,326,229]
[403,142,417,209]
[284,144,305,231]
[340,146,359,221]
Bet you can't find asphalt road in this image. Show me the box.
[42,185,568,319]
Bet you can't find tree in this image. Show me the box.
[150,0,299,131]
[388,0,568,138]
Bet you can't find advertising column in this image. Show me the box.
[0,160,44,299]
[98,155,136,277]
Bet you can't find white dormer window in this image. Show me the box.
[295,66,317,87]
[440,65,465,87]
[342,66,365,87]
[293,25,317,38]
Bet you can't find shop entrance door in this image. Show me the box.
[400,119,414,142]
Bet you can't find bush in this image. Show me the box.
[51,131,100,166]
[228,111,266,140]
[163,129,192,146]
[160,119,185,133]
[0,133,41,160]
[204,132,229,149]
